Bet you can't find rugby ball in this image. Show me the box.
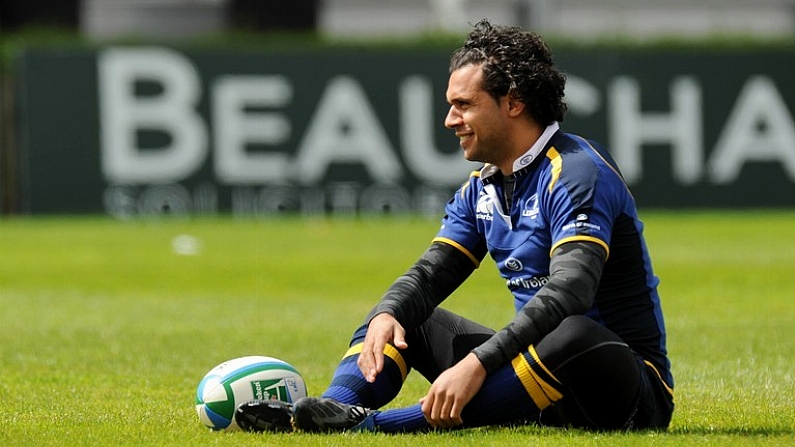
[195,356,307,431]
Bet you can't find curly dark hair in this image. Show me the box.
[449,19,567,125]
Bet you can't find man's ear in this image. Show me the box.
[505,95,525,117]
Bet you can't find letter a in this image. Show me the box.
[709,76,795,184]
[295,76,402,184]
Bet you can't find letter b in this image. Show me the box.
[98,48,207,183]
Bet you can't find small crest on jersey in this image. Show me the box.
[522,193,540,219]
[505,257,523,272]
[576,213,588,221]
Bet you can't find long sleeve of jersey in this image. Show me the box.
[472,240,607,374]
[368,241,478,330]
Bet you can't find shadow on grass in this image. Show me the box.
[459,424,795,438]
[670,426,795,436]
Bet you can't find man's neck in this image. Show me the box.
[499,122,559,175]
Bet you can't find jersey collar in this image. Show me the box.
[479,122,561,184]
[510,122,560,174]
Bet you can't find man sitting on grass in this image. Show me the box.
[236,18,674,433]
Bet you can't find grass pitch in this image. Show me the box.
[1,211,793,446]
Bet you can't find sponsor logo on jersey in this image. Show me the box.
[507,275,550,289]
[476,192,494,221]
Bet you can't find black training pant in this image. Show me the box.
[397,308,673,430]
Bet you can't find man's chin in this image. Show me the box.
[462,149,479,163]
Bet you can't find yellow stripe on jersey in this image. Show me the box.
[432,237,481,268]
[546,147,562,193]
[344,342,408,381]
[459,170,481,199]
[550,236,610,259]
[543,146,612,259]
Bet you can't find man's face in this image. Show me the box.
[444,64,512,167]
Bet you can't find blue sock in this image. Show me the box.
[320,329,550,432]
[459,361,540,427]
[369,404,430,433]
[321,325,408,409]
[368,359,545,432]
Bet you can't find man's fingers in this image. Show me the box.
[357,314,408,383]
[393,326,408,349]
[449,400,464,426]
[421,390,462,429]
[437,392,461,428]
[357,339,378,382]
[372,344,385,380]
[393,338,408,350]
[357,337,389,383]
[419,394,436,427]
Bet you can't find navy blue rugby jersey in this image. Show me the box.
[434,126,672,387]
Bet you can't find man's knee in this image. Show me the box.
[535,315,629,369]
[536,316,642,429]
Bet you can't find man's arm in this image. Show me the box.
[368,241,479,329]
[472,240,607,373]
[357,241,479,382]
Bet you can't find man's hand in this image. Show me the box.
[419,353,486,429]
[357,313,408,383]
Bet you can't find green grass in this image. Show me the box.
[1,211,793,446]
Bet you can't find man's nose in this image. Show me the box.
[444,106,461,129]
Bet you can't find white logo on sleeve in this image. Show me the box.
[563,213,602,231]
